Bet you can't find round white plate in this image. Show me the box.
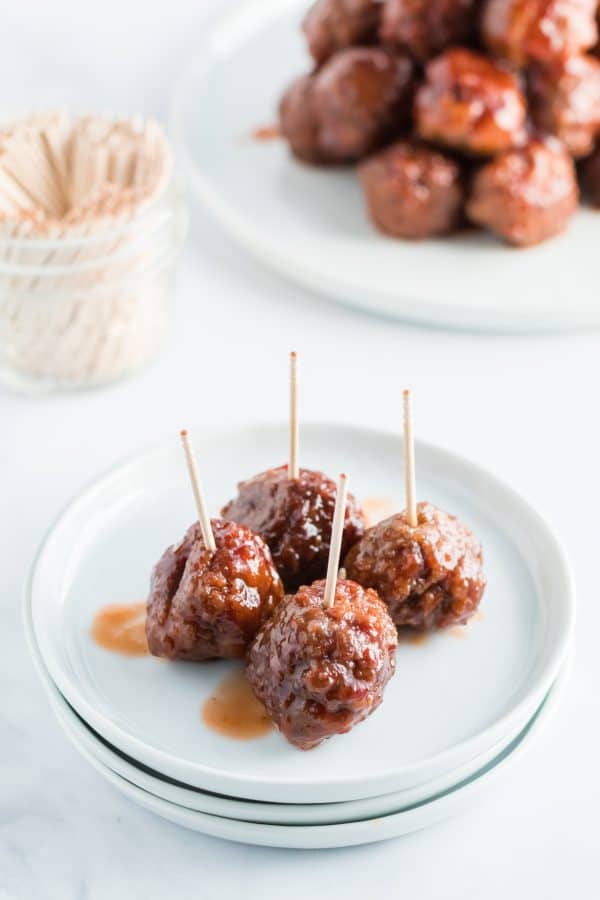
[43,663,569,848]
[28,423,574,803]
[172,0,600,333]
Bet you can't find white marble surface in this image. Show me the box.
[1,2,598,897]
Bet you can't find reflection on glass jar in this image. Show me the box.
[0,180,186,393]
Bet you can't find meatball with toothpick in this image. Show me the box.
[345,502,486,630]
[222,465,366,591]
[346,391,485,631]
[246,474,397,750]
[146,431,284,661]
[146,518,284,661]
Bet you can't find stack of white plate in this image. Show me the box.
[24,424,574,849]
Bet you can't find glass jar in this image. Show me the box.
[0,181,186,392]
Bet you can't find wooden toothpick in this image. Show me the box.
[180,429,216,553]
[323,473,349,608]
[403,390,418,527]
[289,351,299,480]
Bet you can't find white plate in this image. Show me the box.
[171,0,600,333]
[42,662,570,848]
[28,423,574,803]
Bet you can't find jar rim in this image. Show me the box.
[0,178,183,252]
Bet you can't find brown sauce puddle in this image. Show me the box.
[363,496,394,528]
[202,670,273,740]
[397,628,430,646]
[251,124,280,141]
[398,609,483,645]
[91,603,148,656]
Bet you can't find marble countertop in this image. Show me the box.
[1,2,597,897]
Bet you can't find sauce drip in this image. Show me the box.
[397,627,429,646]
[363,496,394,528]
[251,124,280,141]
[202,670,273,740]
[449,625,468,639]
[91,603,148,656]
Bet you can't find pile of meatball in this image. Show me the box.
[146,463,486,750]
[279,0,600,246]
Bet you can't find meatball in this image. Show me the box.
[414,48,527,155]
[246,579,398,750]
[529,55,600,158]
[358,140,464,238]
[345,502,485,630]
[279,74,325,165]
[303,0,382,64]
[580,142,600,204]
[312,46,414,160]
[221,466,366,592]
[380,0,478,63]
[146,519,284,661]
[466,137,579,246]
[482,0,598,66]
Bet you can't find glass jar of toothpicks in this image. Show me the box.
[0,112,185,392]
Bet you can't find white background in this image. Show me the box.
[2,2,598,898]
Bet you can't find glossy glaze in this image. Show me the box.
[415,48,527,155]
[223,465,365,591]
[312,47,414,160]
[146,519,284,661]
[483,0,598,65]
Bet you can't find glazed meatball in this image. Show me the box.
[279,74,325,164]
[414,48,527,155]
[467,137,579,245]
[380,0,478,62]
[312,46,414,159]
[580,142,600,204]
[482,0,598,66]
[221,466,366,592]
[345,502,485,630]
[303,0,382,64]
[358,140,464,238]
[146,519,284,661]
[246,579,398,750]
[529,55,600,158]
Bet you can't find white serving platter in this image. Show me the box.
[172,0,600,332]
[28,423,574,803]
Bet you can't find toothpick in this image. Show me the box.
[323,473,349,608]
[180,429,216,553]
[289,351,299,480]
[403,390,417,527]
